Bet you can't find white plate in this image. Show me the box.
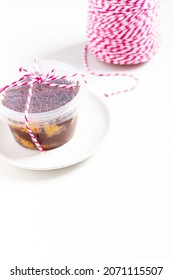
[0,92,110,170]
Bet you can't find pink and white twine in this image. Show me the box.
[83,0,161,96]
[87,0,161,65]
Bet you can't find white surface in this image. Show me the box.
[0,93,110,170]
[0,0,173,278]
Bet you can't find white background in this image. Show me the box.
[0,0,173,279]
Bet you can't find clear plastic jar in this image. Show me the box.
[0,60,86,150]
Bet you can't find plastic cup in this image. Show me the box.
[0,60,86,150]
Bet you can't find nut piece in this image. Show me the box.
[44,124,65,137]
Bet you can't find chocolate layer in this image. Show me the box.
[9,116,78,150]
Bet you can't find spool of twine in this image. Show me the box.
[86,0,161,65]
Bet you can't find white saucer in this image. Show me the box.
[0,92,110,170]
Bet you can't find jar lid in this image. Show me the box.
[0,60,86,124]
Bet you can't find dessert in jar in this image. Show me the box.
[0,61,86,151]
